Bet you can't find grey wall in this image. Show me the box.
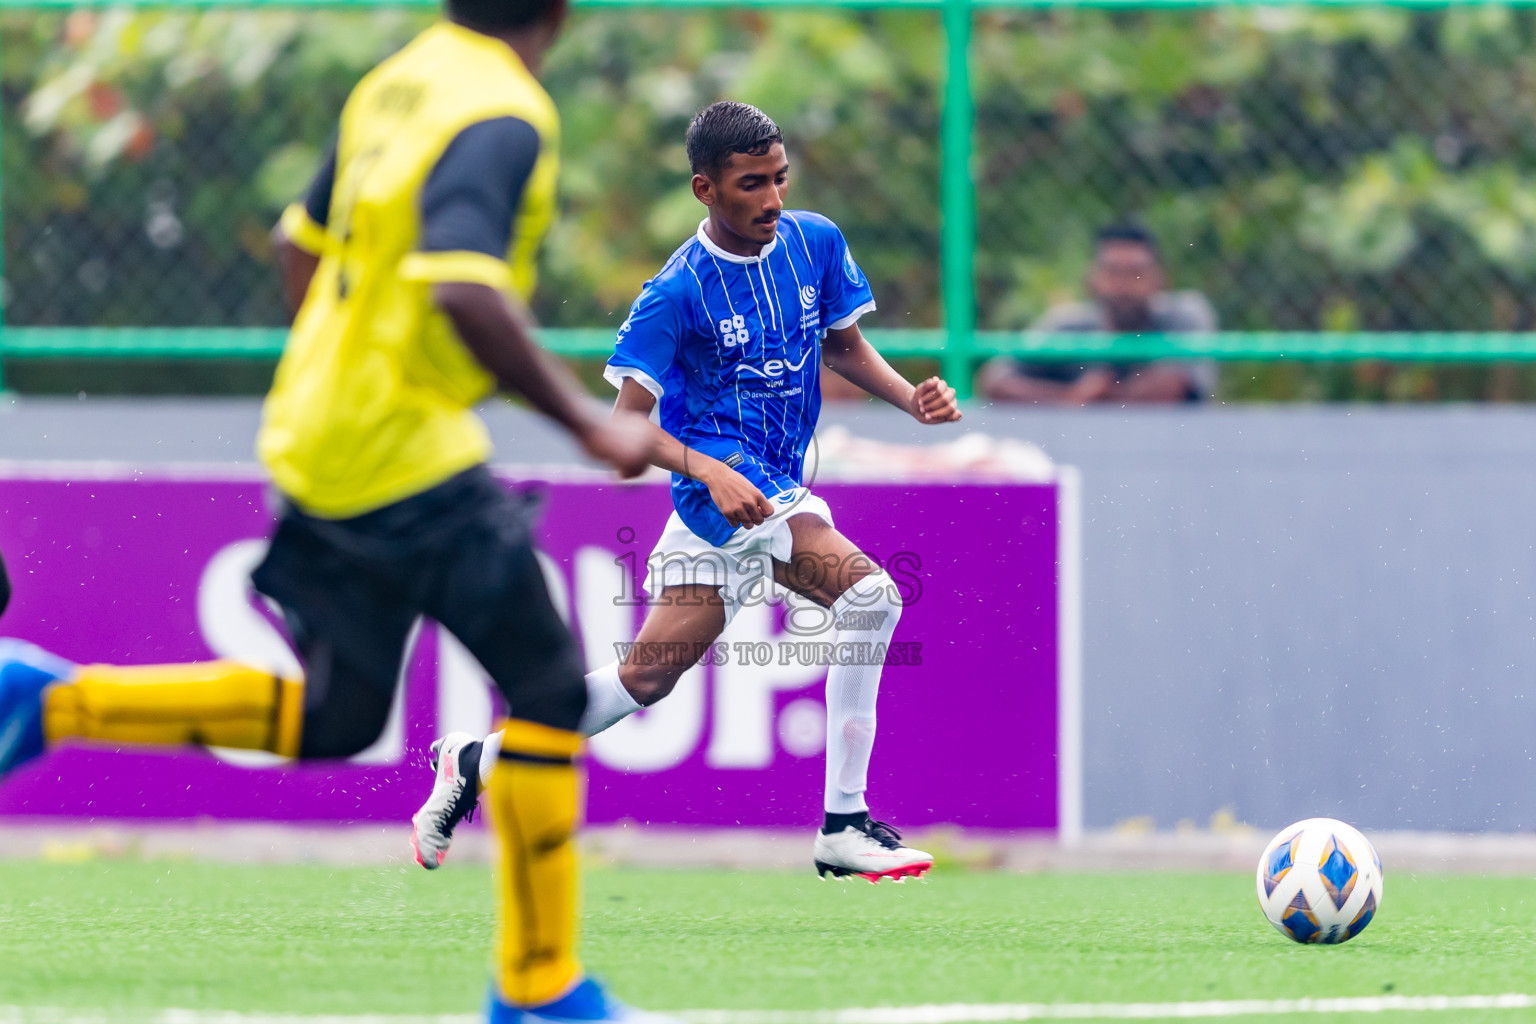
[4,395,1535,832]
[828,404,1536,834]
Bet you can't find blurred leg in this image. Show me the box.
[41,499,419,761]
[416,472,589,1007]
[485,719,584,1005]
[43,661,304,756]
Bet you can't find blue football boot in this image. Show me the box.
[0,639,75,778]
[487,978,683,1024]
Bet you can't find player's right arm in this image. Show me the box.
[611,378,772,528]
[438,285,651,478]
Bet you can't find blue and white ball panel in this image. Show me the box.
[1256,817,1383,945]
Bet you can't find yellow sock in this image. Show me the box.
[43,662,303,757]
[487,717,584,1007]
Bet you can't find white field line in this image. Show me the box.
[686,995,1536,1022]
[3,996,1536,1023]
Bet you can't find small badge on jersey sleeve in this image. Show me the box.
[843,246,863,285]
[723,452,745,469]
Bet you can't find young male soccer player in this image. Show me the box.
[0,3,674,1021]
[413,101,963,883]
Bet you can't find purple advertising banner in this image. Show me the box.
[0,468,1066,830]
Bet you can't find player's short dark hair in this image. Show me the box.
[1095,221,1161,259]
[445,0,562,32]
[686,102,784,179]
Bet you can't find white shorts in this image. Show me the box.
[644,488,835,624]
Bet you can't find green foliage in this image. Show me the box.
[542,8,940,327]
[965,4,1536,399]
[11,6,1536,399]
[973,5,1536,342]
[1,8,430,327]
[0,7,941,333]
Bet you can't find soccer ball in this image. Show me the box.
[1256,817,1383,944]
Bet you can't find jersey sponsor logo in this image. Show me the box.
[741,386,804,400]
[718,314,750,348]
[843,246,862,286]
[734,349,813,380]
[800,285,818,310]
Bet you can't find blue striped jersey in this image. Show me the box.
[604,211,876,547]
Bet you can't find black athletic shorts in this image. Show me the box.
[251,464,586,758]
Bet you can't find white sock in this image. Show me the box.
[578,661,642,737]
[475,663,641,787]
[477,729,502,787]
[823,570,902,815]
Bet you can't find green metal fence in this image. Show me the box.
[9,0,1536,397]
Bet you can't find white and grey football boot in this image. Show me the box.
[410,731,482,869]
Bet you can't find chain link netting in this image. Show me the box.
[974,5,1536,334]
[9,4,1536,381]
[0,7,941,331]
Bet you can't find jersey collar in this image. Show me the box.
[695,219,779,264]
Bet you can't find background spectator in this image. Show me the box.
[979,224,1216,405]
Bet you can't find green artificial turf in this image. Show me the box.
[0,862,1532,1021]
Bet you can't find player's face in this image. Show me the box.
[696,143,790,250]
[1088,240,1163,329]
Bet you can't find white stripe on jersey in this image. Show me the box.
[787,212,815,266]
[762,254,797,467]
[765,253,796,469]
[682,257,730,441]
[737,257,777,459]
[749,258,789,465]
[776,215,816,472]
[704,251,749,441]
[784,213,825,474]
[756,262,778,332]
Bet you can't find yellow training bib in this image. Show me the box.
[259,21,559,518]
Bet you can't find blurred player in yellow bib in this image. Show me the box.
[0,2,672,1021]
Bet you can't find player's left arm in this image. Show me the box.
[271,143,335,317]
[822,323,961,424]
[816,218,960,423]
